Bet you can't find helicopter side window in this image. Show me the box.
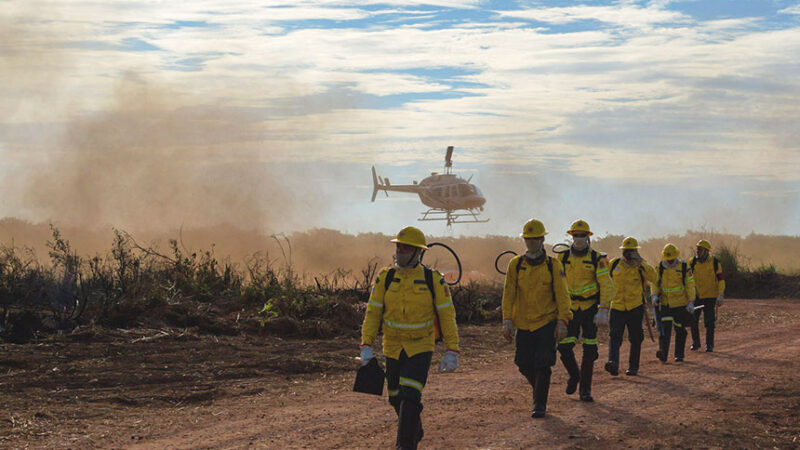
[458,184,471,197]
[433,187,444,198]
[450,186,458,197]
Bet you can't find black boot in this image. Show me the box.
[706,326,715,352]
[396,401,421,450]
[675,328,687,361]
[532,368,551,418]
[579,358,594,402]
[560,349,580,395]
[626,342,641,376]
[657,326,671,363]
[690,314,701,350]
[606,337,620,376]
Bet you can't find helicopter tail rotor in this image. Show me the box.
[371,166,380,202]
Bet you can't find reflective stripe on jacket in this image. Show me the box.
[562,250,614,310]
[654,260,696,307]
[360,265,459,359]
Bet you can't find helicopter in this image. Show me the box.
[371,146,488,225]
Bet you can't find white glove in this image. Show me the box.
[686,302,695,313]
[555,321,568,342]
[594,308,609,325]
[359,345,374,366]
[716,294,724,306]
[502,319,515,343]
[438,350,459,372]
[651,294,661,307]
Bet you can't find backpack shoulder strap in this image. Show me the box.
[590,249,600,268]
[561,251,570,266]
[547,256,555,304]
[713,256,719,273]
[682,261,688,285]
[424,267,435,300]
[658,262,664,288]
[516,256,524,275]
[690,256,697,272]
[610,258,621,274]
[384,268,396,291]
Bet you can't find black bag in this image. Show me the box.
[353,358,385,396]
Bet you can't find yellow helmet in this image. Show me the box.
[696,239,712,251]
[567,219,593,236]
[390,226,428,250]
[520,219,547,238]
[620,236,640,250]
[661,243,680,260]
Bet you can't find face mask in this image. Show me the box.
[572,236,590,251]
[663,258,678,269]
[623,250,642,265]
[525,239,544,258]
[697,249,709,261]
[395,248,420,268]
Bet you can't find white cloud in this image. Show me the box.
[497,4,689,27]
[3,0,800,187]
[779,4,800,15]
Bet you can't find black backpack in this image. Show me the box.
[657,261,688,290]
[690,256,720,274]
[515,255,556,304]
[610,258,648,293]
[560,249,601,270]
[383,266,442,341]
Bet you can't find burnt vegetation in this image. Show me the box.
[0,227,796,344]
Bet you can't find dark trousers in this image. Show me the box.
[558,303,598,395]
[386,350,432,409]
[608,306,644,370]
[690,298,717,348]
[659,305,694,358]
[515,321,558,377]
[558,303,599,364]
[386,350,432,450]
[516,322,557,411]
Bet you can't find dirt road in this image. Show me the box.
[2,298,799,449]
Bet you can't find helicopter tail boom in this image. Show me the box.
[371,166,423,202]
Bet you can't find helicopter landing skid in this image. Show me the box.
[419,209,489,226]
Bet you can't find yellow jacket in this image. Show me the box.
[689,256,726,299]
[361,265,459,359]
[609,258,658,311]
[502,255,572,332]
[561,250,614,310]
[654,260,696,308]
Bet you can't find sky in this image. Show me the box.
[1,0,799,240]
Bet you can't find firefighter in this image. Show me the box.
[605,237,657,376]
[689,239,726,352]
[359,226,459,450]
[652,243,697,362]
[501,219,571,418]
[557,220,613,402]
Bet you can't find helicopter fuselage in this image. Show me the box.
[416,173,486,211]
[370,145,489,225]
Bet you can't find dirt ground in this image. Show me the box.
[2,298,799,449]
